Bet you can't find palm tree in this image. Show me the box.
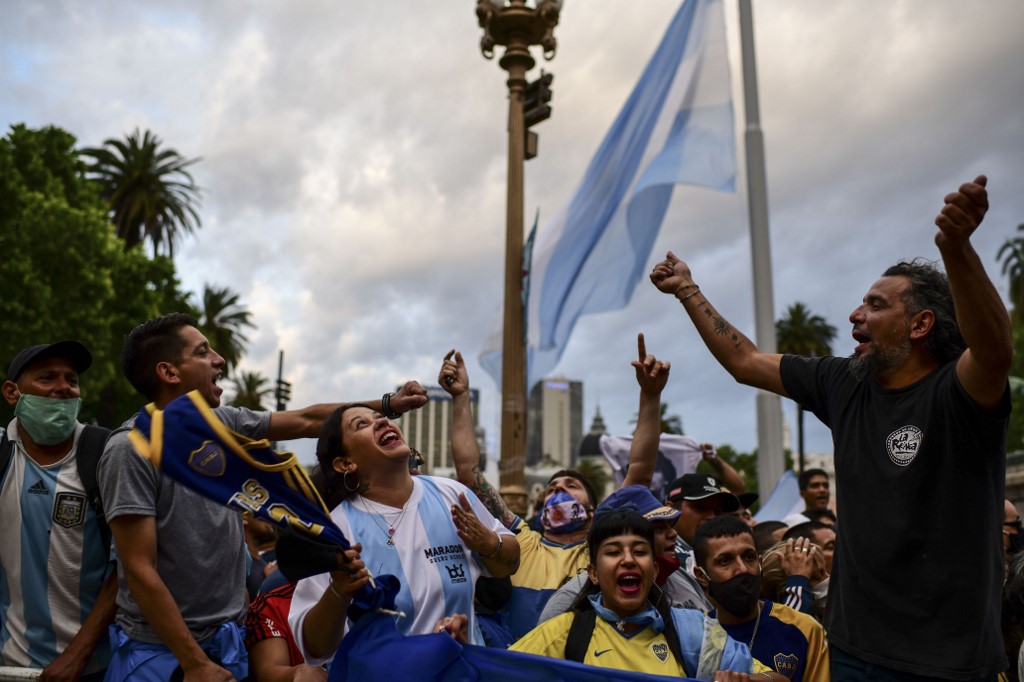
[575,458,612,502]
[229,371,273,411]
[630,402,684,435]
[776,302,837,474]
[80,128,201,256]
[998,224,1024,322]
[658,403,684,435]
[197,284,255,372]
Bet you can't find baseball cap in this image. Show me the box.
[597,485,681,522]
[736,492,759,509]
[7,341,92,382]
[665,473,740,513]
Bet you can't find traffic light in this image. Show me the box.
[275,380,292,411]
[523,71,553,128]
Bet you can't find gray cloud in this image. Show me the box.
[4,0,1022,472]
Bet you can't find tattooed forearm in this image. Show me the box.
[472,466,516,528]
[709,312,743,348]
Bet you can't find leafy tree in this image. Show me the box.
[229,371,273,411]
[0,124,194,427]
[197,284,255,373]
[80,128,201,256]
[997,227,1024,451]
[702,444,758,498]
[998,224,1024,322]
[776,302,836,474]
[703,445,794,511]
[1006,307,1024,452]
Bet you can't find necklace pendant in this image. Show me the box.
[615,620,626,633]
[387,537,395,546]
[388,528,395,536]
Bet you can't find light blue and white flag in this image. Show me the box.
[599,433,705,503]
[481,0,735,390]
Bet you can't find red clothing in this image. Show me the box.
[245,582,303,666]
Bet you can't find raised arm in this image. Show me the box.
[934,175,1013,410]
[267,381,428,440]
[440,351,517,528]
[650,252,786,396]
[700,444,747,493]
[622,333,670,489]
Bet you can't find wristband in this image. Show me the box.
[678,285,701,302]
[328,579,346,600]
[381,392,401,420]
[482,533,503,560]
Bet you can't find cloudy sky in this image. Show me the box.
[4,0,1023,474]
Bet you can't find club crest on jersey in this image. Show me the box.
[651,642,669,662]
[774,652,799,677]
[445,562,467,584]
[886,425,923,466]
[188,440,227,477]
[53,492,87,528]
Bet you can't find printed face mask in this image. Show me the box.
[700,568,762,617]
[655,552,681,586]
[14,394,81,445]
[540,491,588,534]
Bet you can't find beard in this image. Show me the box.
[848,331,912,381]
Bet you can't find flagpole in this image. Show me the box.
[738,0,785,498]
[476,0,562,490]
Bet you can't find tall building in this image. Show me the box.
[526,377,583,468]
[396,386,483,476]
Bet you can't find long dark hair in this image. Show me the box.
[315,403,374,502]
[569,510,684,669]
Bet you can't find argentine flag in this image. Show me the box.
[481,0,735,390]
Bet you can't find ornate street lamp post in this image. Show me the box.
[476,0,561,491]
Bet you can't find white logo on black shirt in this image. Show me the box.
[886,425,923,466]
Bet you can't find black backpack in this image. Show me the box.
[563,600,686,672]
[0,424,113,551]
[564,608,598,662]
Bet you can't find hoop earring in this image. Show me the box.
[343,469,360,493]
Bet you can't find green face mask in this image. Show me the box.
[14,394,81,446]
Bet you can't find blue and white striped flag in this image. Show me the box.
[481,0,735,390]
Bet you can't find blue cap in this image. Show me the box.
[597,485,680,522]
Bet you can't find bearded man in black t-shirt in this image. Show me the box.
[648,175,1011,681]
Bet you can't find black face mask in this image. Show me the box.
[703,570,762,617]
[1008,532,1024,556]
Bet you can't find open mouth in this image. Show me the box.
[617,572,643,595]
[852,330,870,355]
[378,429,402,447]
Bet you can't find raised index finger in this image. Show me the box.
[637,332,647,363]
[444,349,455,362]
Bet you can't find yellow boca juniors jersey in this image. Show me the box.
[505,520,590,638]
[510,612,686,677]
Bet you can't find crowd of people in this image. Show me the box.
[0,177,1017,681]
